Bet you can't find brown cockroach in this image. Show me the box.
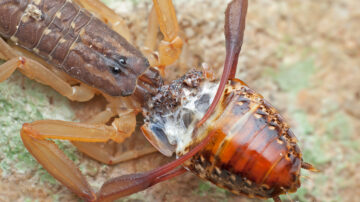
[0,0,317,201]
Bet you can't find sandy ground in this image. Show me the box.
[0,0,359,201]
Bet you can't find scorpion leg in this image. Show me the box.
[72,140,157,165]
[142,7,160,67]
[20,111,138,200]
[0,38,95,102]
[0,37,17,60]
[0,38,21,81]
[0,58,18,82]
[71,109,157,165]
[74,0,132,42]
[20,131,96,200]
[21,119,130,144]
[143,0,183,74]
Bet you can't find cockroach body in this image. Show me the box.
[0,0,316,201]
[188,80,303,199]
[142,72,309,200]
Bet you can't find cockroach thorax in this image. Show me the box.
[141,70,219,156]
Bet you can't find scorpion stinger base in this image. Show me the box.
[96,132,215,201]
[197,0,248,127]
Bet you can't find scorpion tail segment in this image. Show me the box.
[197,0,248,127]
[96,173,152,201]
[20,125,96,201]
[97,130,216,200]
[225,0,248,79]
[96,168,186,201]
[301,161,320,172]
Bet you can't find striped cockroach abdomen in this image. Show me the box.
[142,74,305,199]
[184,79,302,199]
[0,0,149,96]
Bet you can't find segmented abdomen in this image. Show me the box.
[1,0,82,60]
[184,80,302,198]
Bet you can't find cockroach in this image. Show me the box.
[0,0,317,201]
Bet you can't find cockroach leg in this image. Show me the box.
[301,161,319,172]
[74,0,132,42]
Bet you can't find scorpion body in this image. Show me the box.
[0,0,151,96]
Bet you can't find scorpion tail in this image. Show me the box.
[197,0,248,127]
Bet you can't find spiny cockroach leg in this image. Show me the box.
[301,161,319,172]
[74,0,132,42]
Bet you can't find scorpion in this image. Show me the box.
[0,0,317,201]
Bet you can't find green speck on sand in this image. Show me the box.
[0,71,77,182]
[264,59,317,94]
